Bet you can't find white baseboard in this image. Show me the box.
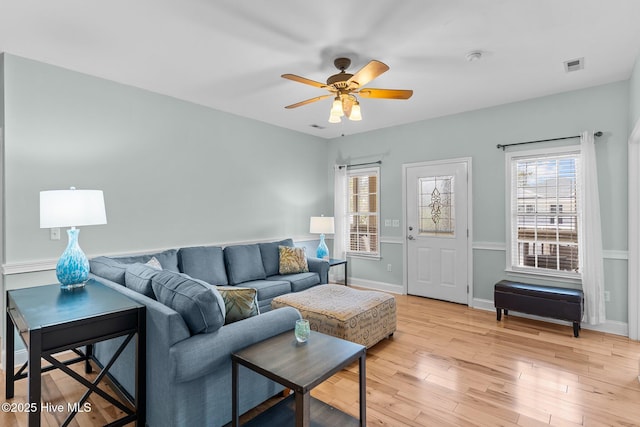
[348,277,404,294]
[473,298,629,337]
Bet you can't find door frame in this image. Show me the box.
[402,157,473,305]
[628,120,640,340]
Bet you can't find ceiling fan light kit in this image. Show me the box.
[282,57,413,124]
[350,101,362,121]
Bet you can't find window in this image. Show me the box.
[347,167,380,256]
[550,204,564,225]
[507,149,580,275]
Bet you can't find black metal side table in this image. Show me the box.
[328,258,348,286]
[5,279,146,427]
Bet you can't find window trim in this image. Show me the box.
[346,166,381,257]
[504,145,581,280]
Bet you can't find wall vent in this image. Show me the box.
[564,57,584,73]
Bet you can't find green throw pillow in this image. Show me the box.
[279,246,309,274]
[217,286,260,324]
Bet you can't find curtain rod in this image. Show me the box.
[338,161,382,169]
[496,131,603,151]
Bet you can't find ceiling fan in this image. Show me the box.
[282,57,413,123]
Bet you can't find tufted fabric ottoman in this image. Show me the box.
[271,284,396,348]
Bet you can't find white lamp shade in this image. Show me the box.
[309,216,335,234]
[40,189,107,228]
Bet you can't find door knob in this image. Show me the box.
[408,235,415,240]
[408,226,413,231]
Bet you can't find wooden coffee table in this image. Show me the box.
[231,330,366,427]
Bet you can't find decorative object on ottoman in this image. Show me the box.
[272,284,396,348]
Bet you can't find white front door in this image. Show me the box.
[405,159,470,304]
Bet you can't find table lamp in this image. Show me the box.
[40,187,107,289]
[309,216,335,259]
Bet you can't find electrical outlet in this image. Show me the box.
[604,291,611,302]
[392,220,400,227]
[385,219,391,227]
[50,227,61,240]
[387,264,392,272]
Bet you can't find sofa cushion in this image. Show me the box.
[151,270,226,335]
[115,249,179,272]
[124,263,160,299]
[239,279,291,303]
[258,239,294,277]
[279,246,309,275]
[89,256,129,285]
[217,286,260,324]
[268,272,320,293]
[179,246,228,285]
[224,244,266,285]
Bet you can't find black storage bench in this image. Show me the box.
[494,280,584,337]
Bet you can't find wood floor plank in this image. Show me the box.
[3,292,640,426]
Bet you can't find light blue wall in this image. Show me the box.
[2,54,330,287]
[327,81,630,321]
[0,53,633,327]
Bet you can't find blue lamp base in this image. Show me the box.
[316,233,330,259]
[56,228,90,289]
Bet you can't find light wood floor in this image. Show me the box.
[2,293,640,426]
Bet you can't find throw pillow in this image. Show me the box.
[279,246,309,275]
[151,270,226,335]
[217,286,260,324]
[145,257,163,270]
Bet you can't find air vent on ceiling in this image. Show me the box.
[564,57,584,73]
[310,124,326,129]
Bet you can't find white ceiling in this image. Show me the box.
[1,0,640,139]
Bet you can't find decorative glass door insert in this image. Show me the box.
[419,175,455,236]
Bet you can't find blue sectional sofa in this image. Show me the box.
[88,238,329,427]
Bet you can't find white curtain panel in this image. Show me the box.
[579,130,607,325]
[333,165,348,261]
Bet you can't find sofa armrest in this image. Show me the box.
[170,306,301,383]
[89,274,191,347]
[307,257,329,284]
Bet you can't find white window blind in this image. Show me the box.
[509,151,581,274]
[347,167,380,256]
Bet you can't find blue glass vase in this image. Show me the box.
[316,233,329,259]
[56,228,89,289]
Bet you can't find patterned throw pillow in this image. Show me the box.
[217,287,259,324]
[278,246,309,275]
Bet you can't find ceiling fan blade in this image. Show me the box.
[357,88,413,99]
[347,60,389,88]
[284,94,332,109]
[281,74,327,89]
